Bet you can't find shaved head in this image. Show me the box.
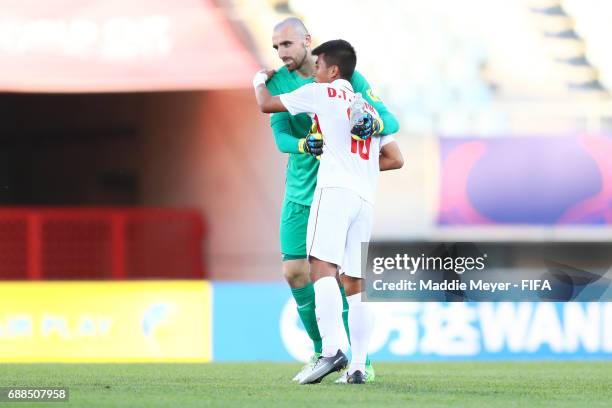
[272,17,312,72]
[273,17,309,37]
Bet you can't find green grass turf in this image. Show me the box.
[0,362,610,408]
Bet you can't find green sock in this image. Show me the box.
[340,285,351,343]
[291,283,322,354]
[339,286,371,367]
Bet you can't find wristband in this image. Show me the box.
[252,71,268,88]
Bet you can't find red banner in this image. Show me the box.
[0,0,258,92]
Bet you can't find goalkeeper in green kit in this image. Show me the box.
[265,17,399,383]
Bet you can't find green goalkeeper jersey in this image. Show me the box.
[266,66,399,206]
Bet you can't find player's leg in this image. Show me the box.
[283,198,348,355]
[310,257,344,358]
[338,281,350,346]
[283,257,322,355]
[335,274,375,383]
[298,256,348,385]
[283,257,323,381]
[307,188,351,358]
[335,273,375,383]
[340,275,372,384]
[280,199,322,380]
[338,199,375,384]
[335,203,375,383]
[299,188,355,384]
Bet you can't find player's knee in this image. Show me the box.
[282,259,309,287]
[309,257,337,282]
[341,275,364,296]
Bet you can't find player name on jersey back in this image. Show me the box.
[279,78,393,204]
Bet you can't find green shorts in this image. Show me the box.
[280,198,310,261]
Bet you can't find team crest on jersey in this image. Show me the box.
[366,89,382,102]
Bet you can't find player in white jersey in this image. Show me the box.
[253,39,403,384]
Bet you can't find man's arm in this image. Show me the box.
[380,140,403,171]
[271,114,323,156]
[253,70,320,116]
[255,71,322,155]
[351,71,400,135]
[270,113,301,153]
[264,75,300,153]
[253,71,288,113]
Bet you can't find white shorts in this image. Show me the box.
[306,187,374,278]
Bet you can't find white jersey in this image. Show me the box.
[279,79,394,204]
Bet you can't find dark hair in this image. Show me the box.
[311,39,356,80]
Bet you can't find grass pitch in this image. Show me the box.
[0,362,610,407]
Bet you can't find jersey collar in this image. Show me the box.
[331,78,353,92]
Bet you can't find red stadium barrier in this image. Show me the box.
[0,208,205,280]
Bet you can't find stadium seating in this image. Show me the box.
[232,0,612,135]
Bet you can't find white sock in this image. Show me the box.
[347,292,374,375]
[313,276,343,357]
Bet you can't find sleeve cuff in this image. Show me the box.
[380,135,395,147]
[376,117,385,135]
[279,94,299,116]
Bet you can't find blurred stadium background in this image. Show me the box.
[0,0,611,366]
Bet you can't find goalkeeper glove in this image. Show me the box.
[351,112,384,141]
[299,133,323,157]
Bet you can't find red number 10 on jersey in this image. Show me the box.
[351,138,371,160]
